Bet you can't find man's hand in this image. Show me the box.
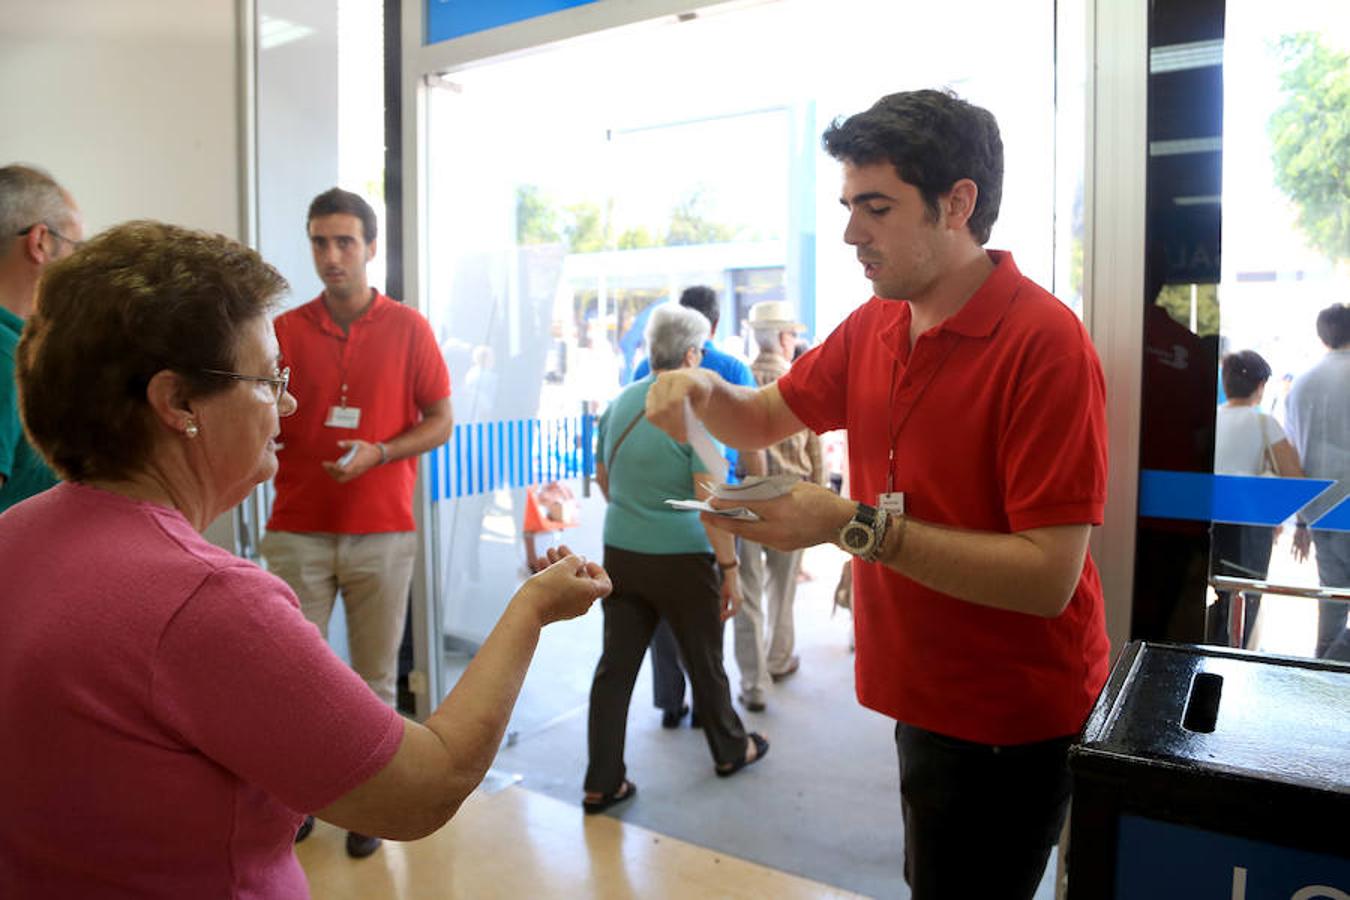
[322,439,381,483]
[1293,526,1312,563]
[645,369,715,443]
[703,481,855,552]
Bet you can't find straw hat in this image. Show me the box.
[747,300,805,332]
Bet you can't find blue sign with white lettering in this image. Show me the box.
[426,0,600,45]
[1116,815,1350,898]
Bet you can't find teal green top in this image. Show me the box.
[0,306,58,513]
[597,376,717,555]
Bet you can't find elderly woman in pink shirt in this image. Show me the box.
[0,221,610,898]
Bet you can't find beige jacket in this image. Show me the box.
[750,351,825,485]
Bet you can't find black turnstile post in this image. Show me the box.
[1067,641,1350,898]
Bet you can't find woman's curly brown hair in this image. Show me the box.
[18,220,288,481]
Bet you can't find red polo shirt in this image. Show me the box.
[778,251,1109,745]
[268,292,450,534]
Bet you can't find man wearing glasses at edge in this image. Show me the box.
[645,90,1109,899]
[0,164,84,513]
[261,187,453,860]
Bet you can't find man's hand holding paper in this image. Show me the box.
[666,473,799,521]
[649,369,846,550]
[646,368,717,443]
[703,480,855,553]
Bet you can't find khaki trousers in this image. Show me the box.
[262,530,418,708]
[734,539,802,702]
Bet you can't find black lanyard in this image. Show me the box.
[326,291,374,408]
[883,328,961,495]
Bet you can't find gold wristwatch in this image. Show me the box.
[838,502,888,562]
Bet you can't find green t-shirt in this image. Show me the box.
[0,306,58,512]
[597,376,717,555]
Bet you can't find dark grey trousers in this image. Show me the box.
[585,546,747,793]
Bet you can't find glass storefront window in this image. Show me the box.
[423,0,1071,725]
[1208,1,1350,659]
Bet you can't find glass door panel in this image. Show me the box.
[423,0,1068,732]
[1210,2,1350,659]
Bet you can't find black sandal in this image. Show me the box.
[716,732,769,778]
[582,779,637,814]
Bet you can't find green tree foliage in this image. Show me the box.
[515,185,743,252]
[516,184,562,245]
[1268,33,1350,263]
[565,201,610,253]
[665,188,737,246]
[1157,283,1220,337]
[616,226,657,250]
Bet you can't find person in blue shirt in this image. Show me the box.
[632,286,760,727]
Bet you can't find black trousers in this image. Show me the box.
[895,722,1073,900]
[585,546,747,793]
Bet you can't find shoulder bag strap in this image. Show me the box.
[1260,414,1279,475]
[605,410,646,470]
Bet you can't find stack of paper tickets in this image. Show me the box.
[665,474,799,521]
[705,474,799,501]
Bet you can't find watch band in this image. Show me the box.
[849,502,878,532]
[862,509,890,563]
[840,502,884,559]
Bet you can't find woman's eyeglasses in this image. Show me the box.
[199,367,291,403]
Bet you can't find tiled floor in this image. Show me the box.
[301,542,1062,897]
[296,785,867,899]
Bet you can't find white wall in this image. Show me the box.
[0,0,245,549]
[256,0,339,308]
[0,0,243,238]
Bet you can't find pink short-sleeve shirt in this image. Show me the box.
[0,482,404,898]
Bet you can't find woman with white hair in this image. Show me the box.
[583,303,768,813]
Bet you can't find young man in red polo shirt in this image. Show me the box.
[645,90,1109,898]
[262,188,453,859]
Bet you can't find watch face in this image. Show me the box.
[842,524,871,551]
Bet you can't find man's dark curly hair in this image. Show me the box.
[1316,303,1350,350]
[308,187,378,244]
[821,89,1004,244]
[678,285,719,328]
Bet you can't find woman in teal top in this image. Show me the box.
[583,304,769,812]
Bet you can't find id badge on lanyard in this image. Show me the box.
[878,491,905,516]
[325,405,361,429]
[327,324,363,430]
